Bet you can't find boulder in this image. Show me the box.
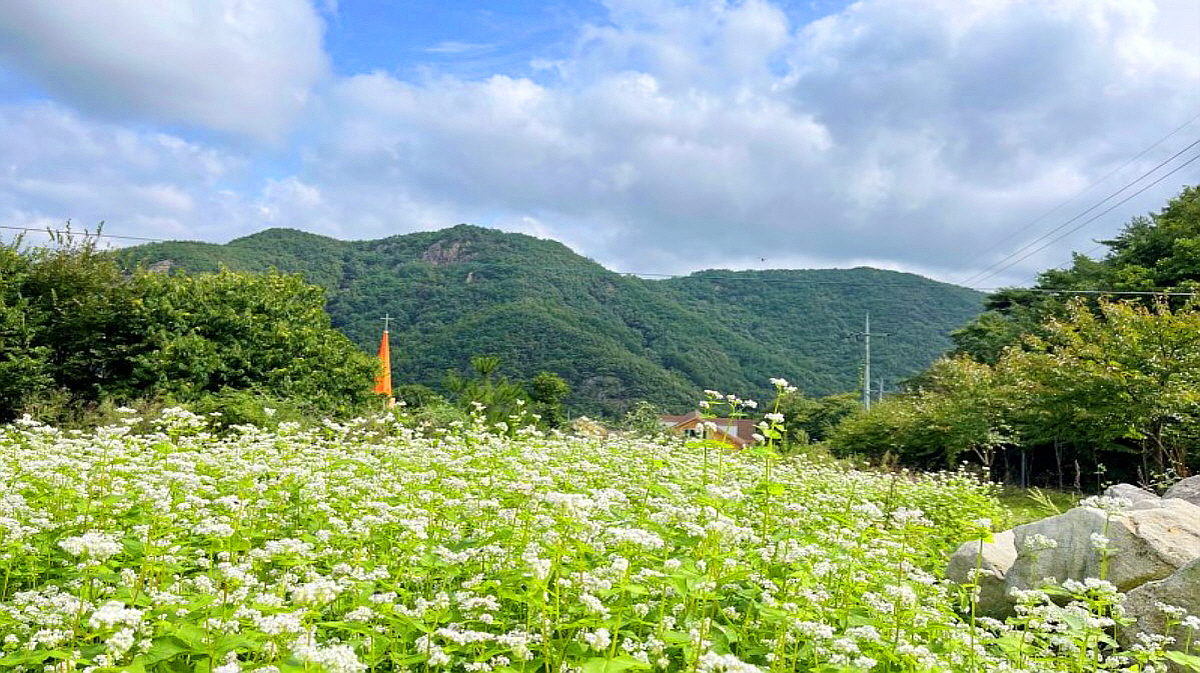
[1104,483,1160,505]
[1005,499,1200,595]
[1120,556,1200,669]
[945,530,1017,617]
[1164,475,1200,507]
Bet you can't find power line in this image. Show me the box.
[964,148,1200,288]
[0,224,169,243]
[961,137,1200,287]
[955,111,1200,283]
[984,287,1200,297]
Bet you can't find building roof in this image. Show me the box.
[659,412,759,448]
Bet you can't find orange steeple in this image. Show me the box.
[373,315,394,406]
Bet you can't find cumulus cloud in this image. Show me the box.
[2,0,1198,286]
[0,102,251,241]
[0,0,328,140]
[282,0,1198,284]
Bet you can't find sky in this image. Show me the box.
[0,0,1198,289]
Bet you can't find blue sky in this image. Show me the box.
[0,0,1197,287]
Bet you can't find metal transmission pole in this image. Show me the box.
[850,313,889,410]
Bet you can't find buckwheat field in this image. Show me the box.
[0,408,1189,672]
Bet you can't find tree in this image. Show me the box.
[772,391,858,446]
[1002,298,1200,479]
[527,371,571,427]
[0,235,381,422]
[830,356,1014,469]
[953,185,1200,364]
[129,269,379,414]
[446,355,529,426]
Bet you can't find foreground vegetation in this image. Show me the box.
[2,410,1195,672]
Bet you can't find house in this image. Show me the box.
[659,411,759,449]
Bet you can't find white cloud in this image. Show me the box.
[0,0,328,140]
[1,0,1197,287]
[0,102,247,241]
[278,0,1198,285]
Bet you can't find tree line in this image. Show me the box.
[0,232,380,424]
[826,185,1200,488]
[0,231,577,430]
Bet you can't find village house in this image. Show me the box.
[659,411,759,449]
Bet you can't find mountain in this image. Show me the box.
[117,225,984,415]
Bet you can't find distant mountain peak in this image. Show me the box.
[116,225,984,415]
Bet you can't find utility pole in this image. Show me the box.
[851,312,888,410]
[863,313,871,409]
[877,377,885,403]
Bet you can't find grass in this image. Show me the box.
[995,486,1080,527]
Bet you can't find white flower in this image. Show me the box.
[1080,495,1132,513]
[581,628,611,652]
[292,636,366,673]
[60,532,123,561]
[1023,533,1059,552]
[292,578,342,606]
[89,601,144,630]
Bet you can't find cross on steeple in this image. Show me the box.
[382,313,392,332]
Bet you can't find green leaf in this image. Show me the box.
[143,637,189,664]
[0,649,53,666]
[1165,651,1200,671]
[172,623,209,651]
[580,656,650,673]
[620,583,649,596]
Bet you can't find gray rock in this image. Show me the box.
[1164,475,1200,507]
[1104,483,1160,505]
[1005,499,1200,595]
[1006,506,1109,592]
[946,530,1017,617]
[1120,556,1200,671]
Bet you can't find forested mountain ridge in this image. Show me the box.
[117,225,983,415]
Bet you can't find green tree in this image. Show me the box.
[446,355,529,426]
[527,371,571,427]
[0,233,149,416]
[621,400,669,438]
[0,235,380,422]
[954,185,1200,364]
[830,356,1014,470]
[773,391,858,445]
[1002,298,1200,478]
[130,269,379,414]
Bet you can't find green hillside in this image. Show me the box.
[117,225,983,415]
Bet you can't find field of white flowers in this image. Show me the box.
[0,407,1189,672]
